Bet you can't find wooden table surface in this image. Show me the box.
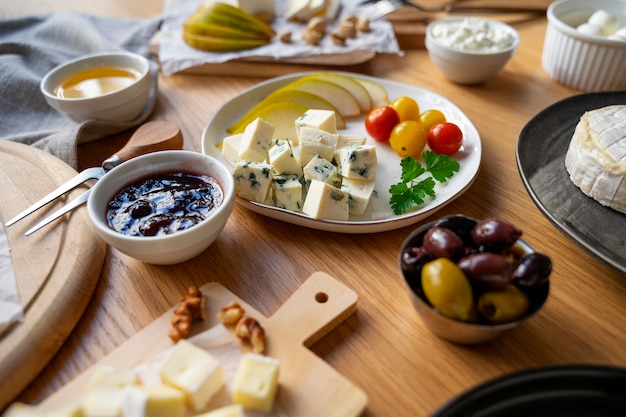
[3,1,626,416]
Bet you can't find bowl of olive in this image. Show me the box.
[399,214,551,344]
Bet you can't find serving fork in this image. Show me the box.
[358,0,546,21]
[6,120,183,235]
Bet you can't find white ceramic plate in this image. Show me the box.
[201,72,482,233]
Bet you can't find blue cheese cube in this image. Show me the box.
[302,154,339,189]
[221,133,242,167]
[271,175,303,212]
[302,180,349,221]
[238,118,275,162]
[298,126,338,166]
[268,139,302,176]
[341,178,376,215]
[295,109,337,137]
[233,161,273,203]
[334,145,377,180]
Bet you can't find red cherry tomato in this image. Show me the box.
[427,122,463,155]
[365,106,401,143]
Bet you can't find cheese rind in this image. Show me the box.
[232,354,280,412]
[564,105,626,213]
[159,340,225,412]
[302,180,349,221]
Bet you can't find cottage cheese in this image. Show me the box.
[431,18,516,53]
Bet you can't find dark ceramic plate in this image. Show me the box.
[516,91,626,274]
[431,365,626,417]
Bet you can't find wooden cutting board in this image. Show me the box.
[0,141,106,410]
[40,271,368,417]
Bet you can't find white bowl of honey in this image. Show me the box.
[40,51,152,123]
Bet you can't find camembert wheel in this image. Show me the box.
[564,105,626,213]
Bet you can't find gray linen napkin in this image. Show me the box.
[0,11,162,169]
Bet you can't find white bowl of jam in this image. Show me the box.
[40,51,152,123]
[87,150,235,265]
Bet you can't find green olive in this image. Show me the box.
[478,285,529,324]
[421,258,474,321]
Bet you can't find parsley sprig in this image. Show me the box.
[389,151,460,215]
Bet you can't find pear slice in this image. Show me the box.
[301,73,372,113]
[183,31,269,52]
[228,89,346,133]
[190,2,275,38]
[353,78,389,108]
[232,102,309,143]
[281,78,361,118]
[184,22,270,41]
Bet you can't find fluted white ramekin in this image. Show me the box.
[542,0,626,92]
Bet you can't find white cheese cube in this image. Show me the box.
[324,0,342,21]
[341,178,376,215]
[233,161,273,203]
[160,340,225,412]
[302,154,339,189]
[272,175,303,212]
[122,385,185,417]
[298,126,338,166]
[232,354,280,412]
[337,134,366,148]
[221,133,242,167]
[82,387,126,417]
[334,145,377,180]
[238,118,275,163]
[86,367,140,393]
[295,109,337,135]
[2,403,42,417]
[268,139,302,176]
[302,180,349,221]
[194,405,244,417]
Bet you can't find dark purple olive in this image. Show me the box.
[401,246,432,284]
[512,252,552,287]
[434,215,478,247]
[471,218,522,252]
[422,227,465,260]
[458,253,513,289]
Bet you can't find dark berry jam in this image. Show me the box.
[106,171,223,237]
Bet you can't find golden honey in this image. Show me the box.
[54,66,140,99]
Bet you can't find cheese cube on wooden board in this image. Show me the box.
[238,118,275,163]
[159,340,225,412]
[194,405,244,417]
[122,385,185,417]
[334,145,377,180]
[86,367,140,392]
[233,161,274,203]
[302,180,349,221]
[82,387,126,417]
[232,354,280,412]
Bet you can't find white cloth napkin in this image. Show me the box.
[158,0,402,76]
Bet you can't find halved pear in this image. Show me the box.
[354,78,389,108]
[232,102,308,143]
[228,89,346,133]
[189,2,275,38]
[184,22,270,40]
[301,73,372,113]
[183,31,269,52]
[281,78,361,118]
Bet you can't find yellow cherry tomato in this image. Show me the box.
[419,109,447,131]
[389,96,421,122]
[388,120,427,158]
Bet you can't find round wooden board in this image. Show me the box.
[0,141,106,409]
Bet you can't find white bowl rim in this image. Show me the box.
[40,51,151,103]
[426,17,520,55]
[547,0,626,46]
[88,150,235,242]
